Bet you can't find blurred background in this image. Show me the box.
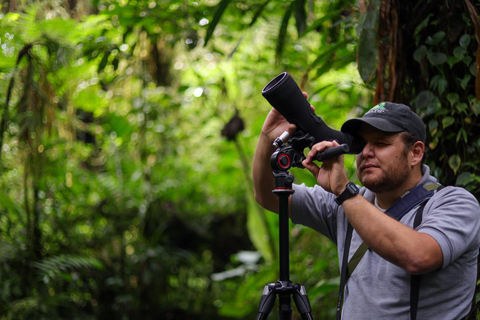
[0,0,479,319]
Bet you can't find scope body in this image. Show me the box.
[262,72,365,154]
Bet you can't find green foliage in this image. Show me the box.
[408,1,480,196]
[1,0,444,319]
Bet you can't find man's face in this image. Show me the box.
[355,125,411,193]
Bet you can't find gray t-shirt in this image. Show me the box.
[291,165,480,319]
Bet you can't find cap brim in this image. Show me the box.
[341,118,404,136]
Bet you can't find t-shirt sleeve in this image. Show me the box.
[417,186,480,269]
[291,183,340,244]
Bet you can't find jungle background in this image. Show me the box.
[0,0,479,319]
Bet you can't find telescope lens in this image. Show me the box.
[262,72,288,94]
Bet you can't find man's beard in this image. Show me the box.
[359,156,411,193]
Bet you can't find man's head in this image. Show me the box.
[341,102,426,193]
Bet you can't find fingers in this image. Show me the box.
[302,141,340,177]
[264,108,297,138]
[304,140,340,164]
[302,92,315,112]
[302,158,320,177]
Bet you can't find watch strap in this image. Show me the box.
[335,182,359,205]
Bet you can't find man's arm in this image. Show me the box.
[302,141,443,274]
[252,131,279,212]
[341,194,443,274]
[253,109,296,213]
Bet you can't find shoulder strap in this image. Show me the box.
[410,185,444,320]
[410,200,427,320]
[336,223,353,320]
[386,185,434,221]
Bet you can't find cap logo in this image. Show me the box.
[366,103,387,114]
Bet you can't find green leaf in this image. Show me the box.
[459,34,471,48]
[248,0,271,27]
[446,93,459,106]
[427,51,447,66]
[425,31,446,45]
[204,0,232,46]
[456,172,473,186]
[310,39,353,72]
[458,74,471,90]
[276,2,294,63]
[442,116,455,129]
[429,137,439,150]
[415,90,441,115]
[463,56,473,66]
[470,63,477,76]
[453,46,466,59]
[447,55,462,68]
[430,75,447,94]
[97,50,110,73]
[456,128,467,143]
[294,0,307,36]
[448,154,461,174]
[300,10,342,38]
[428,119,438,133]
[413,45,427,62]
[357,0,381,82]
[471,99,480,115]
[456,103,468,113]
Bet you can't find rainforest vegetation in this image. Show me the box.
[0,0,479,319]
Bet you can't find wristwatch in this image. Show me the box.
[335,182,360,205]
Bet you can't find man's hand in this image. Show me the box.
[261,108,296,142]
[302,140,350,196]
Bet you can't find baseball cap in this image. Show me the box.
[341,102,426,143]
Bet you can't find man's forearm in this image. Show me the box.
[252,132,279,212]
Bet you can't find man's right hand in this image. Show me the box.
[260,108,296,143]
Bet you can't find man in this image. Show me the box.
[253,101,480,319]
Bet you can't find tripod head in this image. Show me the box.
[271,131,352,174]
[271,131,313,172]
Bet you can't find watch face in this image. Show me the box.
[346,182,359,194]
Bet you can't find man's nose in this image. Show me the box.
[361,143,374,158]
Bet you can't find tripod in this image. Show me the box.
[255,132,314,320]
[255,131,350,319]
[255,170,314,320]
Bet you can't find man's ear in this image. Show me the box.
[411,141,425,167]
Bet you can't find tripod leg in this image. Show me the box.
[256,283,277,320]
[278,293,293,320]
[292,284,314,320]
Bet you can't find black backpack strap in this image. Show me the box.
[410,185,444,320]
[410,201,427,320]
[336,222,353,320]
